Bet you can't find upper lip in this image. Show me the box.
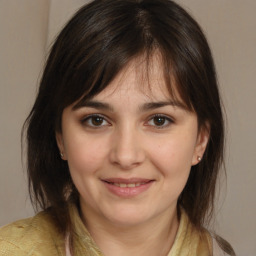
[101,178,153,184]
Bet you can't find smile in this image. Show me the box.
[101,178,154,197]
[111,182,147,188]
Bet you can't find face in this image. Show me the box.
[56,57,209,228]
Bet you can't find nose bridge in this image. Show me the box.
[110,123,145,169]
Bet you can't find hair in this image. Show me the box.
[24,0,234,254]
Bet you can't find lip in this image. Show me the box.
[101,178,154,198]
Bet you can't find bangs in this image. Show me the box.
[72,50,193,112]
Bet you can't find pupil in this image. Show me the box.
[154,116,165,126]
[92,116,103,126]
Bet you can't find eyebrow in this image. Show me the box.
[73,100,187,112]
[72,100,114,111]
[139,101,187,112]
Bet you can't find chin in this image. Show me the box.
[108,215,147,227]
[103,206,153,227]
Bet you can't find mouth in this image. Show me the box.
[101,178,154,197]
[107,182,148,188]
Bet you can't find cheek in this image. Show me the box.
[147,132,197,194]
[150,139,194,202]
[152,136,196,171]
[64,135,110,202]
[64,133,109,175]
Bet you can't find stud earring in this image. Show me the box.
[197,156,202,162]
[60,152,64,159]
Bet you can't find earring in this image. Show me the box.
[60,152,64,159]
[197,156,202,162]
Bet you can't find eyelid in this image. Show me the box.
[146,114,174,129]
[81,113,111,127]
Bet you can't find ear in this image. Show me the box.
[56,132,67,160]
[191,122,210,166]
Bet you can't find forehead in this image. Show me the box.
[93,54,180,103]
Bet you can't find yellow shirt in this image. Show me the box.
[0,204,218,256]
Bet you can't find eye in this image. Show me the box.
[82,114,110,128]
[147,115,173,128]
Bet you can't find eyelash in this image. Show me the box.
[80,114,174,129]
[146,114,174,129]
[81,114,111,128]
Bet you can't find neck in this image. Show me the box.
[81,205,179,256]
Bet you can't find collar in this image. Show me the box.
[67,203,211,256]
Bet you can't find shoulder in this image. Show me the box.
[0,211,65,256]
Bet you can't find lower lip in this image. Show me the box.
[103,181,154,198]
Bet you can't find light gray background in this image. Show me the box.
[0,1,255,255]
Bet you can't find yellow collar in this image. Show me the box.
[68,204,211,256]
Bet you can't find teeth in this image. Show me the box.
[112,182,146,188]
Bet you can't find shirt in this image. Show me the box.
[0,204,228,256]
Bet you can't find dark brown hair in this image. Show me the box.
[24,0,233,254]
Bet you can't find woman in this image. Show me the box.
[0,0,235,255]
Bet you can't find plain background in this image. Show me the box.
[0,1,255,255]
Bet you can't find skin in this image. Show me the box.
[56,56,209,256]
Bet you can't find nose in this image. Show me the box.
[109,126,145,170]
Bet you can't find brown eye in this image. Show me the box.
[147,115,173,129]
[82,114,109,127]
[153,116,166,126]
[91,116,104,126]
